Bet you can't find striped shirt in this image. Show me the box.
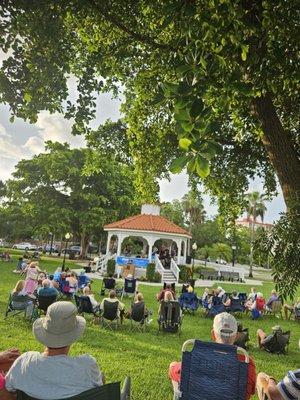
[278,370,300,400]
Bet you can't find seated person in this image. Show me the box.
[257,325,289,354]
[200,287,211,309]
[66,272,78,295]
[83,286,100,312]
[158,291,177,316]
[156,283,176,301]
[5,302,103,399]
[11,280,35,318]
[179,286,198,310]
[52,267,62,284]
[168,312,256,400]
[283,297,300,319]
[78,271,91,290]
[245,287,257,309]
[216,286,226,300]
[37,279,59,298]
[100,290,125,319]
[129,292,150,320]
[249,292,265,314]
[101,274,116,295]
[256,369,300,400]
[265,289,279,311]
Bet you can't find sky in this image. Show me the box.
[0,52,285,223]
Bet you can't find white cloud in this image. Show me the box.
[23,136,45,154]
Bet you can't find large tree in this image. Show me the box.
[0,1,299,294]
[3,141,138,256]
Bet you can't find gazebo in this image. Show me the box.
[103,204,192,283]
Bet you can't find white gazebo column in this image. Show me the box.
[183,239,188,265]
[106,232,112,255]
[116,233,122,257]
[147,235,155,261]
[175,239,182,263]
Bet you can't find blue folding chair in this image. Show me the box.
[179,292,199,313]
[178,340,249,400]
[208,296,226,317]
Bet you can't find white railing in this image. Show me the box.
[155,254,165,282]
[170,258,180,283]
[95,253,115,275]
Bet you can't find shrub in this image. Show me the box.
[106,259,116,276]
[146,262,156,281]
[153,271,162,283]
[178,264,189,282]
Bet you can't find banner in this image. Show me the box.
[116,256,149,269]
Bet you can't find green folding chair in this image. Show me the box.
[16,377,131,400]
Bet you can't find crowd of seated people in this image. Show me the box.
[0,251,11,262]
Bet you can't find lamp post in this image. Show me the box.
[62,232,71,271]
[191,242,198,278]
[49,232,54,256]
[231,245,237,267]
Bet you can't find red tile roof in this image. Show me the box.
[104,214,191,237]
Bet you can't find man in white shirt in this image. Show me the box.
[5,302,103,399]
[100,290,125,317]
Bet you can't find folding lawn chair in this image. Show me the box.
[130,301,148,332]
[100,277,116,296]
[75,295,100,319]
[4,293,35,319]
[179,292,199,314]
[77,274,91,291]
[207,296,226,317]
[35,295,57,315]
[100,299,120,330]
[16,377,131,400]
[121,278,137,300]
[228,298,245,313]
[158,300,182,334]
[177,340,249,400]
[266,300,282,318]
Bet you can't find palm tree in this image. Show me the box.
[182,190,206,234]
[245,191,267,277]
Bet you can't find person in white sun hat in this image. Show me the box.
[5,302,103,399]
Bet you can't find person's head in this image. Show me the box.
[29,261,37,268]
[33,301,86,349]
[272,325,283,334]
[70,272,77,278]
[109,290,116,299]
[165,284,171,290]
[271,289,277,295]
[251,287,256,293]
[127,274,133,279]
[42,279,51,288]
[216,286,223,293]
[257,292,264,298]
[204,287,209,293]
[187,285,194,293]
[164,291,174,302]
[83,286,91,296]
[18,257,23,261]
[108,273,114,278]
[13,280,25,293]
[61,272,67,279]
[232,290,238,296]
[212,312,238,344]
[135,292,144,302]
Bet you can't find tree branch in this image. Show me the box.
[89,0,175,51]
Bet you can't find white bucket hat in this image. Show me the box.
[33,301,86,348]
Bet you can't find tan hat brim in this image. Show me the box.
[33,316,86,348]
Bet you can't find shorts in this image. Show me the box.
[169,361,181,383]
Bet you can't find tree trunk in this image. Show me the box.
[252,93,300,211]
[80,233,89,259]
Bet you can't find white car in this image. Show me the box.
[12,242,37,250]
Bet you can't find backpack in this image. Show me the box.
[262,331,290,354]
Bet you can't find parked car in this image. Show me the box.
[62,245,81,255]
[215,258,227,265]
[12,242,37,250]
[0,239,11,248]
[43,244,60,253]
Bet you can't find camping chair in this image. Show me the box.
[228,298,245,313]
[78,274,91,291]
[130,301,148,332]
[262,330,291,354]
[35,295,57,315]
[266,300,282,318]
[121,278,137,300]
[4,293,35,319]
[158,300,182,334]
[100,300,120,330]
[179,292,199,314]
[16,377,131,400]
[100,277,116,296]
[75,295,100,320]
[178,340,249,400]
[207,296,226,317]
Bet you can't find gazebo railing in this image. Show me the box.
[154,254,165,281]
[170,258,180,283]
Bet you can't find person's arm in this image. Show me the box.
[267,380,284,400]
[0,349,20,371]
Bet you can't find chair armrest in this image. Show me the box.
[120,376,131,400]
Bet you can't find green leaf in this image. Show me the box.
[241,45,249,61]
[170,155,190,173]
[200,57,207,70]
[174,108,190,122]
[24,93,32,102]
[196,156,210,178]
[179,137,192,150]
[176,65,192,74]
[187,157,197,173]
[178,82,192,95]
[181,121,194,132]
[190,98,204,119]
[152,91,164,105]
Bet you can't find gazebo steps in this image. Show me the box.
[162,270,177,284]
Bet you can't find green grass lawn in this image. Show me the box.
[0,254,299,400]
